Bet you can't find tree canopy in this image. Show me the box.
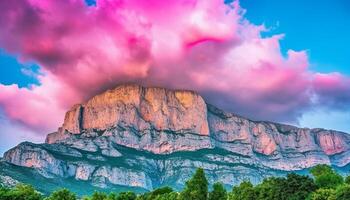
[46,188,76,200]
[2,164,350,200]
[209,182,227,200]
[0,184,42,200]
[179,168,208,200]
[310,164,344,189]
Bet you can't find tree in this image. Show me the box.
[310,188,335,200]
[139,186,173,200]
[283,173,317,200]
[310,165,334,177]
[3,184,42,200]
[150,186,173,196]
[116,191,136,200]
[229,180,256,200]
[106,193,117,200]
[45,188,76,200]
[332,184,350,200]
[315,173,343,189]
[344,175,350,185]
[310,165,343,189]
[179,168,208,200]
[256,177,286,200]
[153,192,178,200]
[209,182,227,200]
[90,191,108,200]
[254,174,316,200]
[0,186,10,199]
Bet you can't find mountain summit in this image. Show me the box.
[2,84,350,193]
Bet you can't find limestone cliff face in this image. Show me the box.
[4,84,350,191]
[59,85,209,136]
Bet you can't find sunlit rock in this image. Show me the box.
[4,84,350,191]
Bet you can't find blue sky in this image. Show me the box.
[239,0,350,132]
[240,0,350,75]
[0,50,40,88]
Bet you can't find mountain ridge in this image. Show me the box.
[2,84,350,193]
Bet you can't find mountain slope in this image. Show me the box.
[2,84,350,192]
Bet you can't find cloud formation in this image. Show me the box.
[0,0,349,134]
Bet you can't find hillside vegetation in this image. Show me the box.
[1,165,350,200]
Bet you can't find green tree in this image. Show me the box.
[106,193,117,200]
[209,182,227,200]
[153,192,178,200]
[254,174,316,200]
[310,165,334,177]
[139,186,173,200]
[90,191,107,200]
[116,191,136,200]
[283,173,317,200]
[45,188,76,200]
[179,168,208,200]
[344,175,350,185]
[150,186,173,196]
[229,180,256,200]
[310,188,335,200]
[310,165,343,189]
[4,184,42,200]
[0,186,10,199]
[332,184,350,200]
[315,173,343,189]
[255,177,284,200]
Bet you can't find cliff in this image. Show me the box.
[3,84,350,192]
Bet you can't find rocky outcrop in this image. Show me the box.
[0,175,19,187]
[3,84,350,191]
[58,85,209,136]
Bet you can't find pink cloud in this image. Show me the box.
[0,0,349,133]
[0,74,78,132]
[313,73,350,108]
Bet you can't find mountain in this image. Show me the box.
[1,84,350,194]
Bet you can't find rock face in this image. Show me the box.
[60,85,209,136]
[3,84,350,192]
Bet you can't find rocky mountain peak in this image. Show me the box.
[47,84,209,144]
[3,84,350,192]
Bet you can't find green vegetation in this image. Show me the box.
[229,180,256,200]
[310,165,344,189]
[209,182,227,200]
[1,165,350,200]
[0,184,42,200]
[46,188,77,200]
[179,168,208,200]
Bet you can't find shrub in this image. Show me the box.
[45,188,76,200]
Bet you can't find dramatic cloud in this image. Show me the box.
[0,0,349,133]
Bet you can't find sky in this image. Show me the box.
[0,0,349,155]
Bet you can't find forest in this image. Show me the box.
[1,164,350,200]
